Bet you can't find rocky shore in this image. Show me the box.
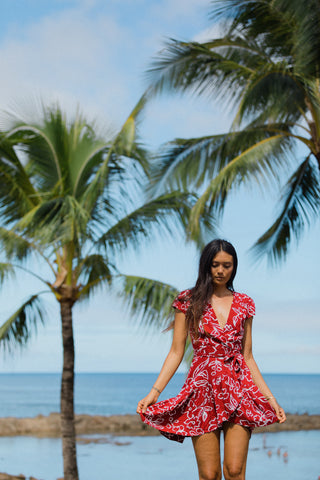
[0,412,319,438]
[0,475,43,480]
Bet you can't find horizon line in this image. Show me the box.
[0,371,319,375]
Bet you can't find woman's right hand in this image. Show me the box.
[136,390,159,414]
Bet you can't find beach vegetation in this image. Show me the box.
[148,0,320,264]
[0,96,198,480]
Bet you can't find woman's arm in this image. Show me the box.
[137,310,188,414]
[242,317,286,423]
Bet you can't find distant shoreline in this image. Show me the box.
[0,372,319,374]
[0,413,319,438]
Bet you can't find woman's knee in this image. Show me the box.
[199,469,222,480]
[223,462,244,480]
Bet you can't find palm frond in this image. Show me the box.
[251,156,320,264]
[291,0,320,76]
[77,254,113,284]
[97,192,184,250]
[151,134,228,194]
[75,254,115,302]
[0,227,55,274]
[15,195,92,249]
[5,122,64,192]
[0,135,38,223]
[234,64,306,127]
[152,124,295,197]
[0,262,15,283]
[148,38,257,103]
[0,228,34,261]
[81,93,150,215]
[146,0,320,262]
[187,130,296,239]
[96,191,215,253]
[119,275,179,329]
[211,0,320,77]
[116,92,148,157]
[77,275,114,303]
[0,292,48,351]
[120,275,193,366]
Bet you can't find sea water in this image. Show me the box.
[0,373,319,417]
[0,373,319,479]
[0,431,319,480]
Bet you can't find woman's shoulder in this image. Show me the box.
[176,288,192,299]
[235,291,254,302]
[172,289,192,313]
[234,291,255,316]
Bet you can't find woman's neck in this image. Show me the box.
[212,286,231,298]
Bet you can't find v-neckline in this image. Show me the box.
[209,292,236,331]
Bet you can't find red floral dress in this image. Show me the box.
[140,289,278,443]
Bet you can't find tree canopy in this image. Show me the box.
[148,0,320,264]
[0,96,199,479]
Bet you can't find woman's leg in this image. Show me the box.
[192,430,222,480]
[222,422,251,480]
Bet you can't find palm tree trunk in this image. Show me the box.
[60,299,79,480]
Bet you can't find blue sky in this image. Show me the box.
[0,0,319,374]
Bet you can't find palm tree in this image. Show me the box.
[0,96,195,480]
[148,0,320,263]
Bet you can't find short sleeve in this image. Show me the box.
[172,289,191,314]
[246,296,255,318]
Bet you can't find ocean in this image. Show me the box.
[0,373,319,480]
[0,430,319,480]
[0,372,319,417]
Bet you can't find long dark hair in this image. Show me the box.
[186,239,238,336]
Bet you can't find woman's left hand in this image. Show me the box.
[268,398,286,423]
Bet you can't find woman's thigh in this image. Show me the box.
[222,422,251,480]
[192,430,222,480]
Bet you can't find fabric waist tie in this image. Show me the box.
[194,352,242,359]
[193,353,242,373]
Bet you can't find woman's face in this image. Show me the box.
[211,250,234,287]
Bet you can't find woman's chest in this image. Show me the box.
[201,300,248,336]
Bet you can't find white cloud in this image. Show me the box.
[0,1,319,375]
[0,0,233,140]
[0,5,134,127]
[193,23,226,42]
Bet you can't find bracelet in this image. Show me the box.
[265,395,275,401]
[152,386,161,394]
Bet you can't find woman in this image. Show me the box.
[137,239,286,480]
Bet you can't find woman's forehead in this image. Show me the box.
[212,250,233,262]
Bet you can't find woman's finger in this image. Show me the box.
[277,407,286,423]
[136,401,144,413]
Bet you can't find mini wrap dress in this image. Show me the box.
[140,289,278,443]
